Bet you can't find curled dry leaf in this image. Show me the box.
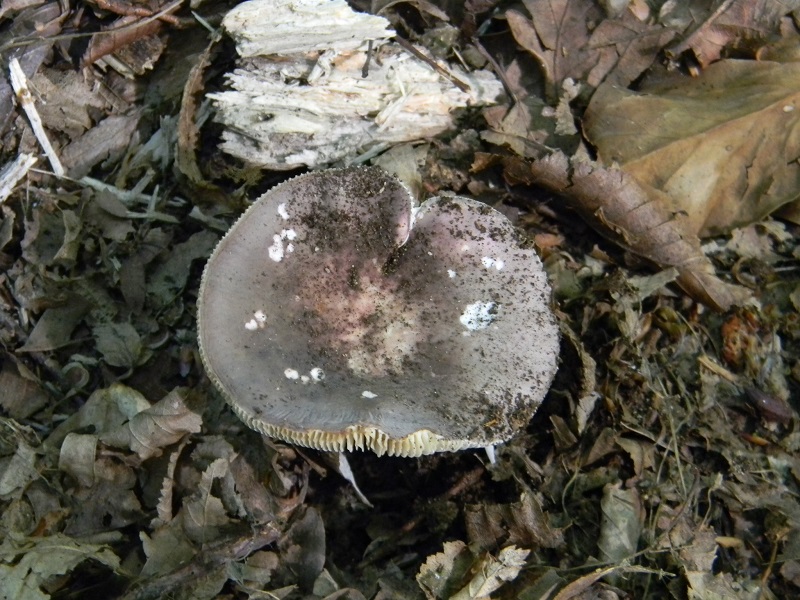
[504,151,752,311]
[584,60,800,237]
[100,387,202,460]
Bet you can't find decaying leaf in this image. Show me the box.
[417,541,479,600]
[0,438,37,499]
[451,545,530,600]
[502,151,752,310]
[584,60,800,237]
[278,507,326,592]
[506,0,602,102]
[93,322,149,369]
[684,571,763,600]
[0,534,120,600]
[46,382,151,448]
[100,387,202,460]
[465,491,564,551]
[417,540,529,600]
[597,483,643,574]
[0,359,49,418]
[17,295,91,353]
[665,0,800,67]
[61,112,144,179]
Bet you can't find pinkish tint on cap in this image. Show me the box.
[197,166,559,457]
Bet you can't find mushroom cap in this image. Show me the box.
[197,166,559,457]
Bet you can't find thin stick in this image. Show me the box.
[8,58,64,177]
[394,35,470,93]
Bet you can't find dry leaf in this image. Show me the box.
[584,60,800,237]
[506,0,602,101]
[0,534,120,600]
[465,491,565,551]
[61,112,143,179]
[666,0,800,67]
[450,545,530,600]
[504,151,752,310]
[586,13,676,87]
[93,322,148,369]
[100,387,202,460]
[279,507,326,592]
[597,483,643,572]
[417,540,474,600]
[0,360,49,418]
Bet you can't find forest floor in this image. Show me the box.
[1,1,800,599]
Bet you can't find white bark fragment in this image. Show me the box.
[211,0,504,170]
[0,153,37,204]
[222,0,394,57]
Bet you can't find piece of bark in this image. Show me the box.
[210,0,502,169]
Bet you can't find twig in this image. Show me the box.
[0,153,37,203]
[471,37,521,106]
[394,35,470,93]
[8,59,64,177]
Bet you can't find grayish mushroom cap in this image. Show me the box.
[197,166,559,457]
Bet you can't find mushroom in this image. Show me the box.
[197,166,559,457]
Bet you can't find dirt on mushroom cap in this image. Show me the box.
[197,166,559,457]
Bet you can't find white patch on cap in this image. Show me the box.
[268,234,284,262]
[461,244,470,252]
[447,269,457,278]
[300,375,310,384]
[310,367,325,382]
[284,368,299,380]
[460,301,498,331]
[268,229,298,262]
[245,310,268,330]
[277,203,289,219]
[481,256,505,270]
[361,391,377,399]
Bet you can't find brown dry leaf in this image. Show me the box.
[465,491,565,551]
[507,0,674,99]
[0,534,120,600]
[504,151,752,311]
[0,360,49,419]
[181,457,234,541]
[417,541,476,600]
[584,60,800,237]
[61,112,143,179]
[92,322,149,369]
[666,0,800,67]
[0,438,37,499]
[506,0,603,101]
[100,387,202,460]
[586,12,676,88]
[417,541,529,600]
[597,483,643,571]
[30,68,113,139]
[278,507,326,593]
[17,295,92,353]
